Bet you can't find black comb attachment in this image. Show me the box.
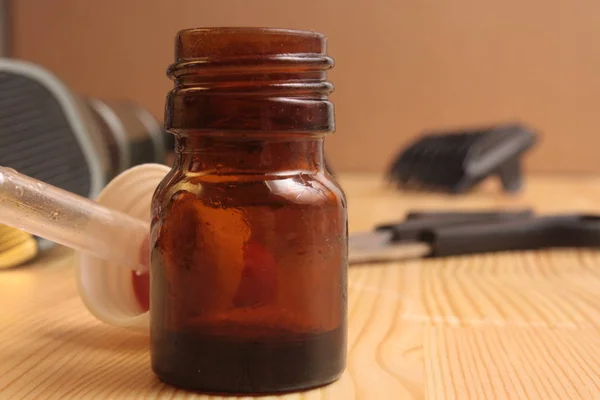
[387,123,537,194]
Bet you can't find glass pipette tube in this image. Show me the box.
[0,166,149,273]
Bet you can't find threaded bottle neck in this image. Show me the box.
[165,28,335,134]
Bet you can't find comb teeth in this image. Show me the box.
[0,71,92,197]
[388,124,537,194]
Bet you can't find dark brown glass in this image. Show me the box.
[150,28,348,394]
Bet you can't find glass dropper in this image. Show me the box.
[0,166,149,273]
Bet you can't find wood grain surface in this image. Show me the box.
[2,174,600,399]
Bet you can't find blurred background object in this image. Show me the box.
[0,1,9,57]
[85,98,167,179]
[7,0,600,174]
[387,123,537,194]
[0,224,36,269]
[0,58,168,268]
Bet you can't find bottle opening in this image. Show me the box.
[174,27,327,60]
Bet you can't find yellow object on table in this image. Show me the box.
[0,224,37,269]
[1,174,600,399]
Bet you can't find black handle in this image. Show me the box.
[404,209,534,221]
[423,214,600,257]
[376,209,534,242]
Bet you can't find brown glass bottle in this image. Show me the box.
[150,28,348,394]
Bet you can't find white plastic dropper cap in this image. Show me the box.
[77,164,170,329]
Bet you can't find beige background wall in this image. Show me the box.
[10,0,600,173]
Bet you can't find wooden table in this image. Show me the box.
[2,174,600,399]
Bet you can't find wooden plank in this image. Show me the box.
[1,174,600,398]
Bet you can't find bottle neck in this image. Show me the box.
[174,134,326,174]
[166,29,334,134]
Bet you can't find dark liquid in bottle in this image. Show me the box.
[152,326,345,393]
